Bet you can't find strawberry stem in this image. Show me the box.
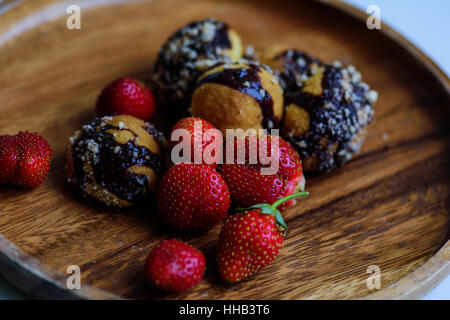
[271,192,309,210]
[243,192,309,232]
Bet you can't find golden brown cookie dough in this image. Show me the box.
[66,115,166,207]
[190,61,284,134]
[152,18,243,117]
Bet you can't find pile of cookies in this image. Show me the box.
[153,18,378,173]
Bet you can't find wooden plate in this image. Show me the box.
[0,0,449,300]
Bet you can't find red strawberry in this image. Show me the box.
[217,192,308,283]
[169,117,222,167]
[0,135,19,184]
[0,132,52,188]
[219,135,304,210]
[144,239,206,292]
[157,163,230,230]
[96,77,155,121]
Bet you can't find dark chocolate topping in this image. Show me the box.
[196,64,279,129]
[70,118,165,203]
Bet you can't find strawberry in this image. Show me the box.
[96,77,155,121]
[157,163,230,230]
[169,117,222,167]
[219,134,304,210]
[0,132,52,188]
[144,239,206,292]
[216,192,309,283]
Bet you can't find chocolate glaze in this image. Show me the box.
[196,64,279,129]
[70,118,165,203]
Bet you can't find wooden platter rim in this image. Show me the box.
[324,0,450,299]
[0,0,448,300]
[0,234,448,300]
[0,234,119,299]
[364,241,449,300]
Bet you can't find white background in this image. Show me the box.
[0,0,448,299]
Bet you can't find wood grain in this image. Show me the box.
[0,0,448,299]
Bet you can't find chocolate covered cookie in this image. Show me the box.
[66,115,166,207]
[152,18,243,117]
[265,48,378,172]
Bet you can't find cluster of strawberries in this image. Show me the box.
[0,76,308,294]
[97,76,310,292]
[151,116,307,292]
